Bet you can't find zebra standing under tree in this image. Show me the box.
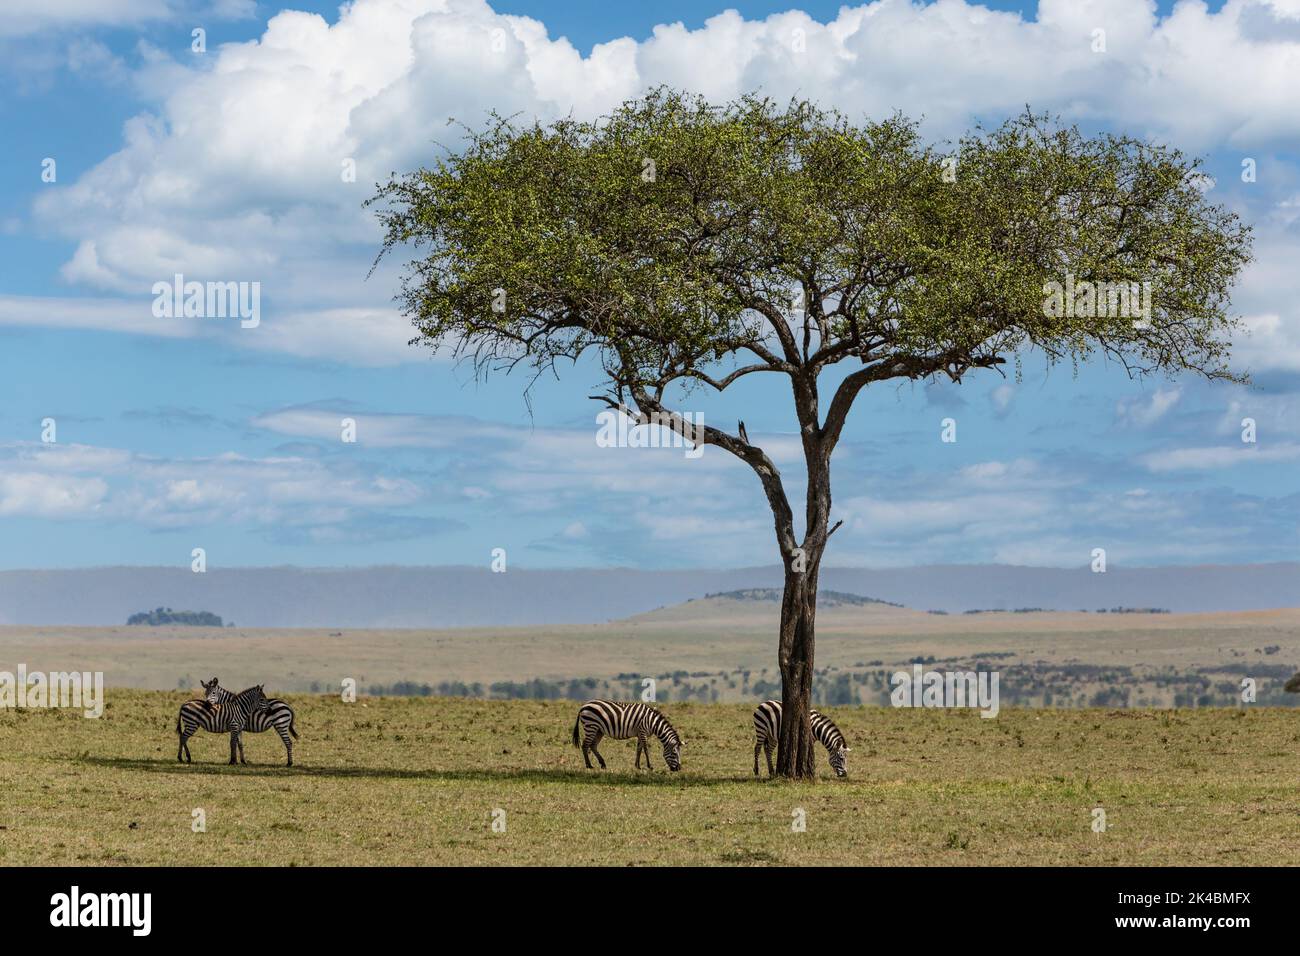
[176,684,271,765]
[753,700,849,778]
[202,678,300,766]
[571,700,684,771]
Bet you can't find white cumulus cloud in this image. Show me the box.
[17,0,1300,371]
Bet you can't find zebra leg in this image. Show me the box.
[641,735,652,770]
[237,731,247,764]
[278,727,293,767]
[635,735,644,769]
[764,740,775,778]
[228,731,239,765]
[753,740,761,776]
[590,732,607,769]
[178,729,191,763]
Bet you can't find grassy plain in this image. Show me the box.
[2,693,1298,866]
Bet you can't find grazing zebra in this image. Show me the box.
[571,700,683,771]
[752,700,850,778]
[202,678,299,766]
[176,684,270,765]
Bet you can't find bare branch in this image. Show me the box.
[621,388,799,554]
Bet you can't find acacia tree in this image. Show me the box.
[371,89,1251,778]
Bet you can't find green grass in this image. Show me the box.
[2,692,1298,865]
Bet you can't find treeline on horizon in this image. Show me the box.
[928,606,1173,615]
[128,607,229,627]
[277,659,1300,710]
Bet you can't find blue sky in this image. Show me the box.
[1,0,1297,572]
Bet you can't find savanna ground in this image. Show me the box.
[2,603,1298,705]
[2,692,1298,866]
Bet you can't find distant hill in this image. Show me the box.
[0,563,1295,628]
[703,588,904,608]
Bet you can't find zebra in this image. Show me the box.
[176,684,271,765]
[752,700,850,778]
[202,678,300,766]
[571,700,683,771]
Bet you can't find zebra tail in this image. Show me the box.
[571,715,581,748]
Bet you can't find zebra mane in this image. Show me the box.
[815,717,845,749]
[655,713,681,745]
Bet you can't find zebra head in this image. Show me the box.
[829,745,849,778]
[662,736,683,772]
[201,677,221,705]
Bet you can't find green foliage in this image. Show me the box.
[371,88,1252,396]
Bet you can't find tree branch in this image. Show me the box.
[592,389,799,555]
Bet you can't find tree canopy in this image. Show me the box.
[372,88,1250,414]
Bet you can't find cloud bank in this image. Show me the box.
[18,0,1300,370]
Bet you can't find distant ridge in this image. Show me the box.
[0,563,1295,628]
[702,588,904,608]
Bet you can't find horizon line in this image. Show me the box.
[1,561,1296,574]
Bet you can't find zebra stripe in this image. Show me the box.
[752,700,849,778]
[175,684,269,765]
[203,678,299,766]
[571,699,683,771]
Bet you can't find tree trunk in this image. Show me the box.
[764,371,833,779]
[776,546,822,779]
